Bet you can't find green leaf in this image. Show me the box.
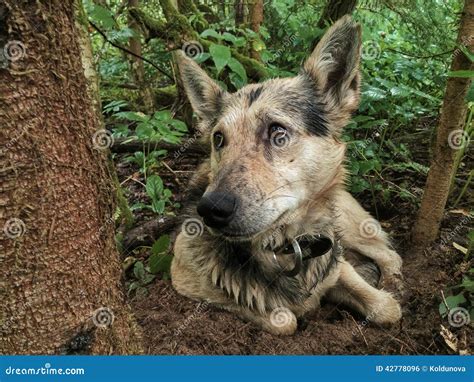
[466,82,474,102]
[359,160,375,175]
[227,57,247,84]
[89,4,116,29]
[135,123,154,139]
[133,261,145,281]
[200,29,222,40]
[439,294,466,316]
[145,175,163,199]
[169,119,188,132]
[149,252,173,275]
[151,235,170,255]
[362,86,386,101]
[116,111,148,122]
[151,199,165,214]
[209,44,231,73]
[221,32,237,44]
[149,235,172,274]
[448,70,474,78]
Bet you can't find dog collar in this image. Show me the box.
[272,234,334,277]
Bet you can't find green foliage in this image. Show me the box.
[439,270,474,323]
[92,0,469,291]
[145,175,171,214]
[128,260,155,296]
[115,110,187,144]
[149,235,172,278]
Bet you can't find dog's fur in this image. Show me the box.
[171,16,403,335]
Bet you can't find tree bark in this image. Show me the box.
[317,0,357,29]
[0,0,142,354]
[249,0,264,61]
[311,0,357,49]
[234,0,246,26]
[411,0,474,249]
[128,0,155,113]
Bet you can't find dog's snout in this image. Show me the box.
[197,192,237,228]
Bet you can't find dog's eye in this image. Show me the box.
[213,132,225,150]
[269,124,289,148]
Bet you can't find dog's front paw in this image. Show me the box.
[371,291,402,325]
[380,272,405,302]
[267,307,297,335]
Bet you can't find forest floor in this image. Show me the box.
[115,124,472,355]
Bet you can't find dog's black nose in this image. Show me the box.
[197,192,236,228]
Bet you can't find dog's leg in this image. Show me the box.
[326,260,402,325]
[334,190,403,296]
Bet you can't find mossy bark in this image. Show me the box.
[129,6,268,81]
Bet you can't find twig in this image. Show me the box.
[386,48,454,59]
[88,21,174,81]
[347,313,369,347]
[440,290,450,313]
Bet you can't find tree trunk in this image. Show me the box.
[411,0,474,249]
[0,0,142,354]
[128,0,154,113]
[311,0,357,49]
[317,0,357,28]
[249,0,264,61]
[234,0,246,26]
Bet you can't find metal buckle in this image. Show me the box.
[272,238,303,277]
[272,234,334,277]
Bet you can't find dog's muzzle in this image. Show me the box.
[197,191,237,229]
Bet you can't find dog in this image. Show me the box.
[171,16,403,335]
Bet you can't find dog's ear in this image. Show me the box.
[303,16,361,113]
[174,51,225,122]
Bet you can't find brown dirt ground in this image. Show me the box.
[115,126,473,355]
[129,216,471,355]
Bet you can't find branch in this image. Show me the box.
[122,216,180,251]
[88,21,174,81]
[129,7,269,81]
[111,137,208,156]
[385,48,454,60]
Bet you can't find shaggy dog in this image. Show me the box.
[171,16,403,335]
